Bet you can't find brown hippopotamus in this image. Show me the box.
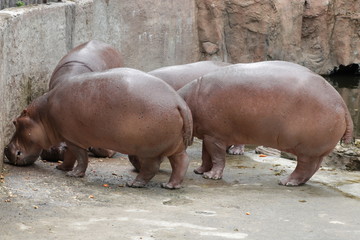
[177,61,353,186]
[41,40,124,161]
[4,68,193,189]
[127,61,243,172]
[148,61,244,155]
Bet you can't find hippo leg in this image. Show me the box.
[194,141,213,175]
[201,135,226,180]
[227,145,245,155]
[89,147,116,158]
[162,150,190,189]
[127,157,162,188]
[128,155,141,172]
[279,156,323,186]
[56,149,76,171]
[64,143,88,178]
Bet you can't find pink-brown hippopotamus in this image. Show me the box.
[41,40,124,161]
[4,68,193,189]
[147,61,244,156]
[177,61,353,186]
[127,61,243,172]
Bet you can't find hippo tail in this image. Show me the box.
[178,104,194,147]
[342,107,354,144]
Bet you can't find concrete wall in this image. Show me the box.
[0,0,199,171]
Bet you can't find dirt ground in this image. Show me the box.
[1,139,360,240]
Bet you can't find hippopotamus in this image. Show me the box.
[4,68,193,189]
[147,61,244,156]
[177,61,353,186]
[40,40,124,161]
[126,61,243,172]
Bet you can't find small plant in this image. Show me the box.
[16,1,25,7]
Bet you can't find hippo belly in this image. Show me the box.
[178,61,353,185]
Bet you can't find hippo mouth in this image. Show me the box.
[3,147,38,166]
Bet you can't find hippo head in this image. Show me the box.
[4,110,43,166]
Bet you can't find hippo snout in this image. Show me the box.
[3,145,37,166]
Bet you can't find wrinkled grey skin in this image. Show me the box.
[178,61,353,186]
[128,61,243,172]
[39,40,123,162]
[5,68,193,189]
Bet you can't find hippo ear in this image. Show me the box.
[12,120,17,126]
[21,109,28,117]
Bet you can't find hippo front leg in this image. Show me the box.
[279,156,323,186]
[64,143,88,178]
[162,150,190,189]
[56,148,76,171]
[199,135,226,180]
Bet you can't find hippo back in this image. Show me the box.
[49,40,124,89]
[148,61,230,90]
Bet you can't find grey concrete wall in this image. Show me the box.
[0,0,200,171]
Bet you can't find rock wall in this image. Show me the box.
[0,0,199,171]
[197,0,360,74]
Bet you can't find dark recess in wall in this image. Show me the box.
[331,64,360,76]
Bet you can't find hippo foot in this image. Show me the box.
[194,166,211,175]
[66,170,85,178]
[56,164,73,172]
[161,182,182,190]
[126,180,147,188]
[227,145,245,155]
[203,170,223,180]
[278,176,306,186]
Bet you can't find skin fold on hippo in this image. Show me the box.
[127,61,245,172]
[40,40,124,162]
[4,68,193,189]
[177,61,353,186]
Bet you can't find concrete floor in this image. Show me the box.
[1,139,360,240]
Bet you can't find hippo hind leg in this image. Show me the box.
[197,135,226,180]
[162,150,190,189]
[194,141,213,175]
[128,155,141,172]
[127,157,162,188]
[227,145,245,155]
[279,155,323,186]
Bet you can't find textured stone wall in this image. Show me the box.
[0,0,199,171]
[197,0,360,74]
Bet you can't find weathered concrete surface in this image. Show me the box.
[197,0,360,74]
[72,0,199,71]
[0,3,76,174]
[1,140,360,240]
[0,0,199,172]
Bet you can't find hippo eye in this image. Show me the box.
[16,150,22,156]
